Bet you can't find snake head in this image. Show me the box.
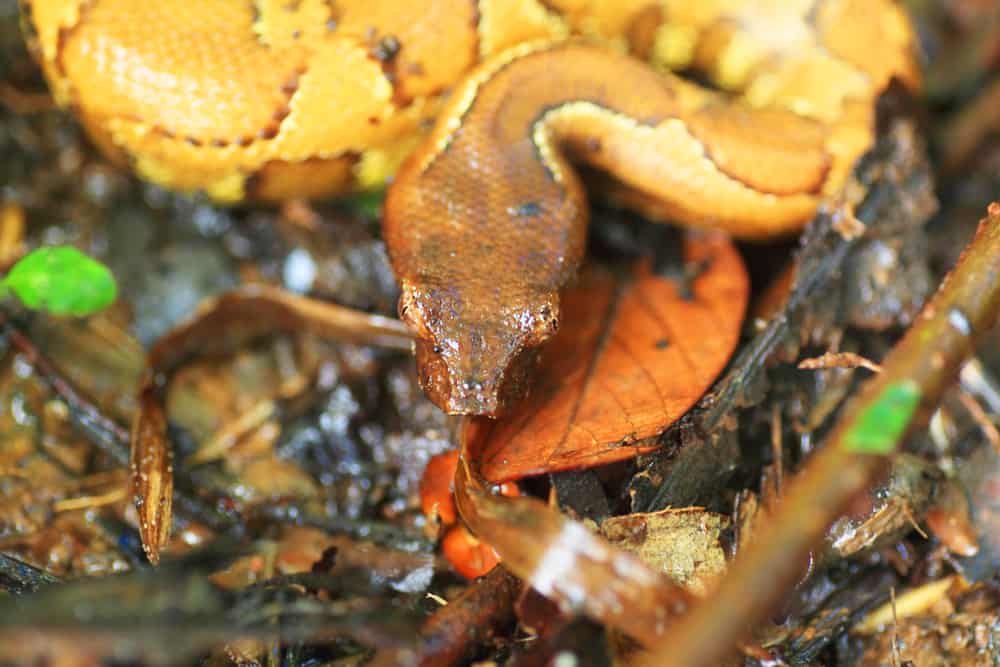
[398,280,560,416]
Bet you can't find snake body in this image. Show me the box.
[22,0,919,415]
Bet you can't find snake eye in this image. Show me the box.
[398,285,432,340]
[524,299,559,346]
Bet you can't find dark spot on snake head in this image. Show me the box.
[509,202,541,217]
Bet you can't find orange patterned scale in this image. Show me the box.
[23,0,920,415]
[23,0,492,200]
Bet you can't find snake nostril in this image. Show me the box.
[449,380,499,416]
[461,379,485,393]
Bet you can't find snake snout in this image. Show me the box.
[412,327,543,418]
[445,371,503,416]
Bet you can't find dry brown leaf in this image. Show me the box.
[475,232,748,482]
[130,388,172,564]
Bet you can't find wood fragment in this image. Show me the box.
[854,576,961,634]
[52,487,127,512]
[925,501,980,558]
[0,202,25,267]
[798,351,883,373]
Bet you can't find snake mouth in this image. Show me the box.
[413,337,541,417]
[445,375,503,416]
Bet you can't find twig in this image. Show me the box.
[52,487,127,512]
[957,390,1000,450]
[639,203,1000,666]
[798,351,883,374]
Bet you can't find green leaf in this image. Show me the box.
[843,380,921,455]
[3,246,117,316]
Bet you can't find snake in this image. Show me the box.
[21,0,920,415]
